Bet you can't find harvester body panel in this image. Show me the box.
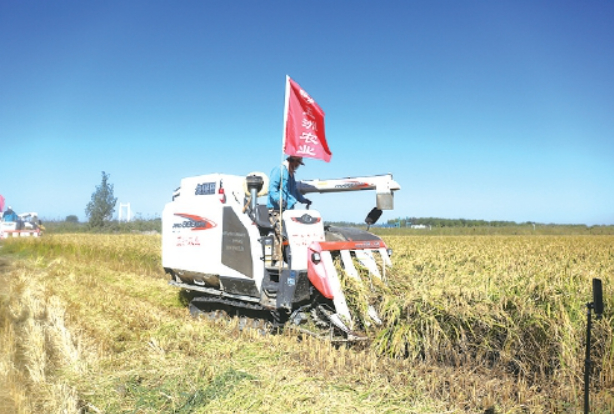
[162,174,265,294]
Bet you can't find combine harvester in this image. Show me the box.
[0,209,45,240]
[162,172,400,340]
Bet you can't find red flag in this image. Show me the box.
[0,194,4,212]
[283,76,332,162]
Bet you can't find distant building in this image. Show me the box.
[410,224,428,229]
[374,223,399,228]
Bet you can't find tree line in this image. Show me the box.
[389,217,533,228]
[384,217,607,229]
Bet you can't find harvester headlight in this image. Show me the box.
[311,252,321,264]
[387,248,393,257]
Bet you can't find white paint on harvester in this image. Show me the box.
[340,250,359,280]
[378,247,392,268]
[321,250,353,329]
[354,250,381,279]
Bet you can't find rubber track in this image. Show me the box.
[188,295,365,344]
[189,294,266,311]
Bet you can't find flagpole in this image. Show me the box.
[282,75,290,158]
[277,75,291,267]
[281,75,290,209]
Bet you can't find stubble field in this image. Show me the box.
[0,233,612,413]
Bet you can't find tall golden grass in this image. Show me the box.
[0,234,612,413]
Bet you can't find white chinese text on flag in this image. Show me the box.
[283,76,332,162]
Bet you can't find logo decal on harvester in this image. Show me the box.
[333,180,370,190]
[291,214,321,225]
[173,213,217,231]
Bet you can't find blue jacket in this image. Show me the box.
[2,210,18,222]
[267,163,308,210]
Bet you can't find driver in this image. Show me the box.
[267,156,311,210]
[267,156,312,266]
[2,206,18,222]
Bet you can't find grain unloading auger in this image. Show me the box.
[162,172,400,341]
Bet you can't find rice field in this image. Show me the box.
[0,233,612,413]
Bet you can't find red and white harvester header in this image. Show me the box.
[162,172,400,340]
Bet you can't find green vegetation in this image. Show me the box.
[391,216,536,228]
[371,224,614,236]
[85,171,118,228]
[328,218,614,236]
[42,217,161,234]
[65,215,79,223]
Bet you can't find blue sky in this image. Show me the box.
[1,1,612,225]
